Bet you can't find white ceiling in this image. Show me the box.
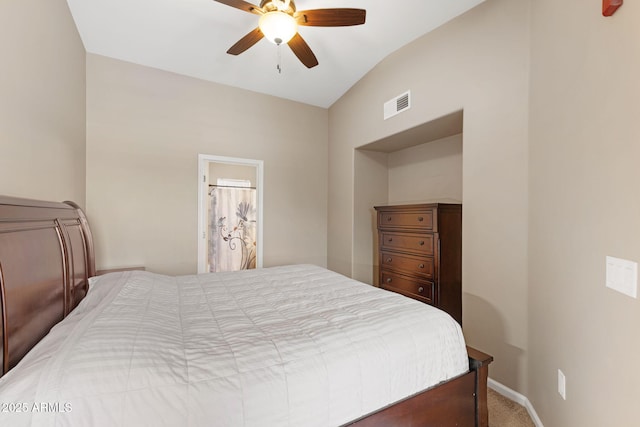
[66,0,485,108]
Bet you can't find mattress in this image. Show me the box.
[0,264,468,426]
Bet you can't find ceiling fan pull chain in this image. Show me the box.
[277,44,282,74]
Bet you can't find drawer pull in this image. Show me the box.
[418,216,424,222]
[388,238,393,242]
[418,287,424,293]
[419,241,425,246]
[387,216,392,221]
[387,257,393,263]
[419,263,424,269]
[386,277,392,284]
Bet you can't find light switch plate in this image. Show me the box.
[606,256,638,298]
[558,369,566,400]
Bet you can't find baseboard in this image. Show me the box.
[488,378,544,427]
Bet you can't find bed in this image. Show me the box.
[0,196,492,426]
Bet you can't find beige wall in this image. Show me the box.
[352,149,389,284]
[528,0,640,425]
[86,54,328,275]
[0,0,86,206]
[329,0,530,393]
[388,134,463,204]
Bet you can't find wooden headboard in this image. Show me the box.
[0,196,95,376]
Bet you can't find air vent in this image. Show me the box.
[383,91,411,120]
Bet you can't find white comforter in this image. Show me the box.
[0,265,467,427]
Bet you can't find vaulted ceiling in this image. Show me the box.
[67,0,485,108]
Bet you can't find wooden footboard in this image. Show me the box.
[345,346,493,427]
[467,346,493,426]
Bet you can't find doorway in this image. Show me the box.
[197,154,264,273]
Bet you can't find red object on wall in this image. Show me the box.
[603,0,623,16]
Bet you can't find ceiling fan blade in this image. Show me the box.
[213,0,263,15]
[295,8,366,27]
[288,33,318,69]
[227,28,264,55]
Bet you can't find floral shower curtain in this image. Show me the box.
[208,186,257,272]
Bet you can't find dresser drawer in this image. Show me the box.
[381,251,434,279]
[378,209,434,230]
[381,270,435,304]
[380,232,435,255]
[375,203,462,325]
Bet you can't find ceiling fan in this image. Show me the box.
[213,0,366,69]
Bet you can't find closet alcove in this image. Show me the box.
[352,110,464,286]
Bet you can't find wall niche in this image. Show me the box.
[352,110,463,285]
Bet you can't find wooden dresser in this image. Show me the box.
[374,203,462,324]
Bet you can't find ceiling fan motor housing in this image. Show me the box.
[261,0,296,14]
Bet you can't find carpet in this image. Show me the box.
[488,388,536,426]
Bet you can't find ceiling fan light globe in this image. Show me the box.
[259,11,297,45]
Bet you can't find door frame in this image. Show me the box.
[197,154,264,273]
